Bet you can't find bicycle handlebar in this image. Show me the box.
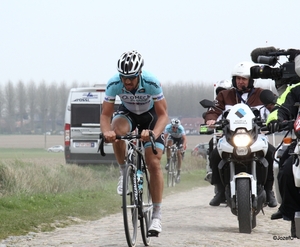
[98,131,158,156]
[165,144,183,150]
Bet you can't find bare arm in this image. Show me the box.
[152,98,169,139]
[100,101,116,141]
[182,134,187,150]
[141,98,168,141]
[164,133,169,146]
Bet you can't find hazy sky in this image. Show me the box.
[0,0,299,87]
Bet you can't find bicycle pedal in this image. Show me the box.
[147,230,159,237]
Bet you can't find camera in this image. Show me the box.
[250,48,300,88]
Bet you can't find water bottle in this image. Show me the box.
[137,170,143,191]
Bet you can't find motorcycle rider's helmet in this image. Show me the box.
[231,61,255,89]
[215,79,232,96]
[117,50,144,76]
[171,118,181,127]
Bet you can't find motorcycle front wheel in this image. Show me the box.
[236,178,252,234]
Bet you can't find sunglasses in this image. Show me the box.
[119,73,139,81]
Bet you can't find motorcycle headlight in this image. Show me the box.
[233,130,251,156]
[233,133,251,147]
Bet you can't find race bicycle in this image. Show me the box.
[98,131,158,247]
[165,144,182,187]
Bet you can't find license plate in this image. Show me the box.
[74,142,96,148]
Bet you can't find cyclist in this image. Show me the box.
[164,118,187,183]
[205,61,277,207]
[100,50,169,235]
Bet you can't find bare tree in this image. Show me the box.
[162,82,212,118]
[37,81,49,133]
[0,85,3,133]
[57,81,70,129]
[0,85,3,118]
[16,80,27,133]
[70,81,79,88]
[48,82,58,132]
[27,81,37,133]
[4,81,15,133]
[0,80,214,134]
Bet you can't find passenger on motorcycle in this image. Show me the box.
[205,61,277,207]
[164,118,187,183]
[207,79,232,160]
[266,49,300,237]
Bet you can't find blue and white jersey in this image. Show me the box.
[164,123,186,138]
[104,70,164,115]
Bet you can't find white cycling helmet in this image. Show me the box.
[231,61,255,88]
[171,118,181,127]
[117,50,144,76]
[216,79,232,88]
[215,79,232,95]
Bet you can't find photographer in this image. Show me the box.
[266,49,300,238]
[296,51,300,76]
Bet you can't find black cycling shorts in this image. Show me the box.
[113,105,165,150]
[167,136,183,148]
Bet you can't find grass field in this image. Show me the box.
[0,136,208,240]
[0,135,65,149]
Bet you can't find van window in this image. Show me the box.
[70,103,121,127]
[71,104,100,127]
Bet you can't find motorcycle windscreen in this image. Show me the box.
[226,103,255,131]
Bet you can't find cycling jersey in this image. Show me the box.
[164,124,186,138]
[104,70,164,115]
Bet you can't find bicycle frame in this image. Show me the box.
[98,132,157,247]
[166,144,179,187]
[126,138,152,215]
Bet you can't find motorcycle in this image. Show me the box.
[200,99,269,234]
[259,89,300,238]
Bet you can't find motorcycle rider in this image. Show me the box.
[205,61,277,207]
[164,118,187,183]
[266,49,300,237]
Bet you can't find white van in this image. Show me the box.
[64,84,121,164]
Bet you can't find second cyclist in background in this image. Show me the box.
[164,118,187,183]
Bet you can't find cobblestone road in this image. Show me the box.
[2,185,298,247]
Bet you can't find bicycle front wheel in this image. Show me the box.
[167,160,174,187]
[140,169,152,246]
[171,159,177,187]
[123,164,138,247]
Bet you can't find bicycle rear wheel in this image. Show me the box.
[140,168,152,246]
[123,164,138,247]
